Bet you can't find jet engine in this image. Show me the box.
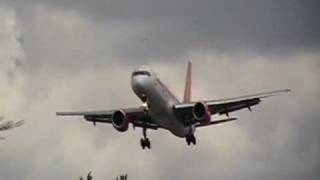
[112,110,130,132]
[192,102,211,123]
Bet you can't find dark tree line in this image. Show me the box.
[116,174,128,180]
[79,172,127,180]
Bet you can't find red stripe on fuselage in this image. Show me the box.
[156,78,180,103]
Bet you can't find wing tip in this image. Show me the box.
[273,89,292,95]
[283,89,291,92]
[56,112,71,116]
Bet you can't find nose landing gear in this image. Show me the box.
[186,134,196,145]
[140,125,151,149]
[140,94,147,103]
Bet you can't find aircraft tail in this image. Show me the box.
[183,61,192,102]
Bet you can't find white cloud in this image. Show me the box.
[0,5,27,119]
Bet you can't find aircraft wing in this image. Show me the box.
[57,107,160,130]
[174,89,290,125]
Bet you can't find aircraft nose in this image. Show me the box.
[132,76,144,92]
[131,76,148,102]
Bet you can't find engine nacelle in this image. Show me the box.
[192,102,211,123]
[112,110,129,132]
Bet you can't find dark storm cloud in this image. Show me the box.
[7,0,320,61]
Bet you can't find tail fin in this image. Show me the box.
[183,61,192,102]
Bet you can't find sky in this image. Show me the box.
[0,0,319,179]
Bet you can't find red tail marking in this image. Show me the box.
[183,61,192,102]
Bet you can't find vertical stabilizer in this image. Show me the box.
[183,61,192,102]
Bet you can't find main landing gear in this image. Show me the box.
[140,137,151,149]
[186,134,196,145]
[140,126,151,149]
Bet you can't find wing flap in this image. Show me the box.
[196,117,237,127]
[132,121,160,130]
[212,98,260,115]
[56,110,113,117]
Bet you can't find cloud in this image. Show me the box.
[6,0,320,60]
[0,5,27,119]
[0,1,319,180]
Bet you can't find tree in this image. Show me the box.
[116,174,127,180]
[79,171,93,180]
[87,171,93,180]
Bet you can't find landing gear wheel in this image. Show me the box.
[140,138,146,149]
[186,134,196,146]
[186,137,191,145]
[190,134,196,145]
[140,122,152,149]
[140,138,151,149]
[145,138,151,149]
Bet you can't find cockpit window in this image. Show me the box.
[132,71,151,76]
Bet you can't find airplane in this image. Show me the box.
[57,62,290,149]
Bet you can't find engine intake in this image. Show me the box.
[112,110,129,132]
[193,102,211,123]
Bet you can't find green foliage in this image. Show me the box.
[79,171,93,180]
[116,174,127,180]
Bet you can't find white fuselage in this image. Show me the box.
[131,66,195,137]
